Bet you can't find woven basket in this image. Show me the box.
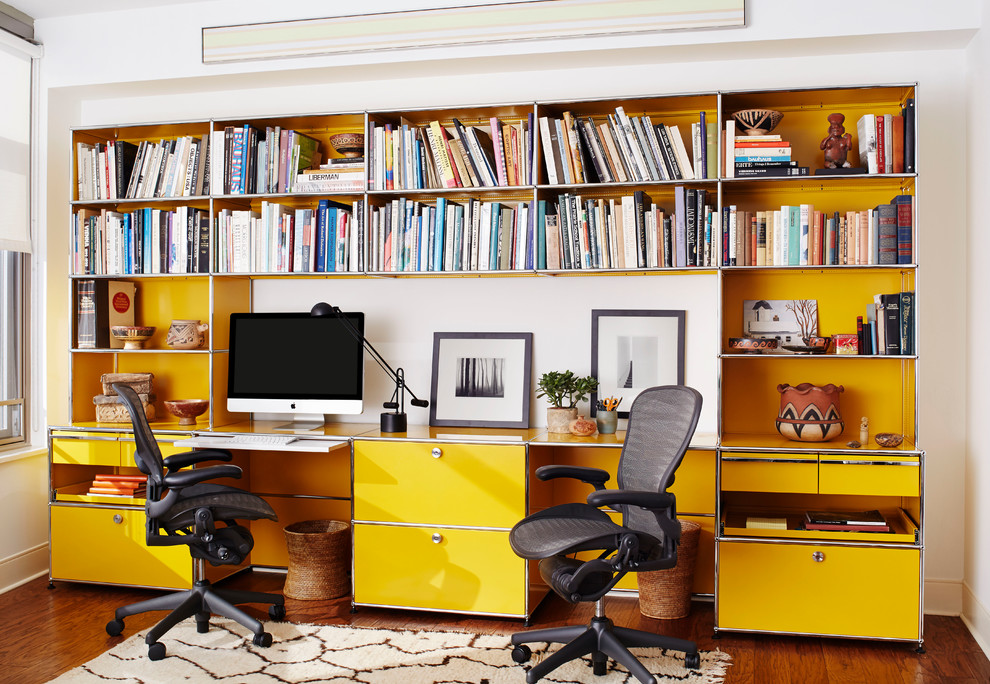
[283,520,351,600]
[637,519,701,619]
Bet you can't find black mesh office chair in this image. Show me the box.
[105,383,286,660]
[509,385,703,684]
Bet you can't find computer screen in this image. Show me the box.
[227,311,365,429]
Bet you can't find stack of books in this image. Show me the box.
[732,133,808,177]
[803,509,890,532]
[88,474,146,498]
[295,158,366,193]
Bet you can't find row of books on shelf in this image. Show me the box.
[72,207,210,275]
[542,108,715,186]
[212,125,322,195]
[86,474,146,498]
[546,187,716,270]
[76,137,209,201]
[858,101,916,174]
[722,195,913,267]
[369,116,533,191]
[833,291,915,355]
[214,200,362,274]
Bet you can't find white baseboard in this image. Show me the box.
[924,578,963,616]
[962,584,990,660]
[0,543,49,594]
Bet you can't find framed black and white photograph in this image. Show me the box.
[591,310,685,418]
[430,332,533,428]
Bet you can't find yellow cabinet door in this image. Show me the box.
[669,451,716,515]
[353,441,526,528]
[353,523,525,616]
[717,541,920,640]
[50,505,193,589]
[818,456,920,496]
[51,435,121,466]
[721,453,818,493]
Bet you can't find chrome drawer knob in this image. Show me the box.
[812,551,825,562]
[112,514,123,524]
[432,447,442,458]
[432,533,443,544]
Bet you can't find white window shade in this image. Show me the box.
[0,41,33,253]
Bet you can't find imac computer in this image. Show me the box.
[227,311,365,431]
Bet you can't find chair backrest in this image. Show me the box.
[617,385,702,537]
[113,383,166,488]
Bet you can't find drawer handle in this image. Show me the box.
[432,447,442,459]
[432,533,443,544]
[812,551,825,563]
[112,514,123,524]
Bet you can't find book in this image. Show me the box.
[891,194,913,264]
[746,516,787,530]
[876,202,898,265]
[804,522,890,533]
[902,97,916,173]
[857,114,878,173]
[74,279,135,349]
[899,291,915,356]
[805,509,887,526]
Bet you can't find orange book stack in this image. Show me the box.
[88,474,146,497]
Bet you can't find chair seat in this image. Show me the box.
[161,483,277,531]
[510,502,657,560]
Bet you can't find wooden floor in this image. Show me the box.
[1,571,988,684]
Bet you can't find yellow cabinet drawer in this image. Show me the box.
[818,456,920,496]
[669,450,716,515]
[717,541,920,640]
[353,523,525,616]
[721,453,818,493]
[118,436,188,465]
[50,505,193,589]
[51,435,121,466]
[353,440,525,527]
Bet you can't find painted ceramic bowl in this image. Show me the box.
[732,108,783,136]
[329,132,365,158]
[164,399,209,425]
[874,432,904,448]
[728,337,779,354]
[110,325,156,350]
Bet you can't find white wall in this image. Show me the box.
[21,0,984,643]
[964,0,990,655]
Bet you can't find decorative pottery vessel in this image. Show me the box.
[164,399,209,426]
[329,132,365,158]
[547,407,579,434]
[569,416,598,437]
[732,108,784,136]
[110,325,155,350]
[728,337,779,354]
[874,432,904,448]
[776,382,844,442]
[166,320,209,349]
[596,410,618,434]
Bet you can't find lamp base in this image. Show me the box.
[381,412,407,433]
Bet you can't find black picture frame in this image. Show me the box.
[591,309,686,418]
[430,332,533,428]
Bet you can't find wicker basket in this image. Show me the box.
[637,519,701,619]
[283,520,351,600]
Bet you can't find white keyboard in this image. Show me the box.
[226,433,298,446]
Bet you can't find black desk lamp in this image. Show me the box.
[311,302,428,433]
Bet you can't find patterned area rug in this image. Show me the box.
[50,619,732,683]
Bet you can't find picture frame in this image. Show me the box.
[591,310,685,418]
[430,332,533,428]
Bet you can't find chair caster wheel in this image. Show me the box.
[148,642,166,660]
[592,659,607,675]
[511,644,532,663]
[685,651,701,669]
[253,631,273,647]
[269,604,286,621]
[105,619,124,637]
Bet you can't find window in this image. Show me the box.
[0,250,25,445]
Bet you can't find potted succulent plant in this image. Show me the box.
[537,370,599,433]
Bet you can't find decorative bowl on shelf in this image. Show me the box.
[110,325,156,350]
[328,132,365,158]
[782,336,831,354]
[732,108,783,136]
[874,432,904,448]
[164,399,209,425]
[727,337,779,353]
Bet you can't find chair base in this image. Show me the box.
[106,579,285,660]
[511,615,699,684]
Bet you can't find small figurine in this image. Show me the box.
[821,113,853,168]
[859,416,869,446]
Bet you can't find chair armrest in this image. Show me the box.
[163,464,242,488]
[163,448,233,471]
[587,490,675,511]
[536,465,610,490]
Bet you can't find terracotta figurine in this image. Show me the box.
[820,113,853,168]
